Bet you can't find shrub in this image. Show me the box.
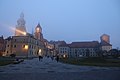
[10,54,16,58]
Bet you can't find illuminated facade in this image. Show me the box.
[5,36,44,57]
[15,12,27,36]
[4,13,46,57]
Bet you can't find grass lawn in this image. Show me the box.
[0,60,14,66]
[60,57,120,67]
[0,57,15,66]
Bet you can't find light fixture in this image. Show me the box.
[24,45,28,50]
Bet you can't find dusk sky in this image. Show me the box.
[0,0,120,48]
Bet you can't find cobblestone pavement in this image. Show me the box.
[0,57,120,80]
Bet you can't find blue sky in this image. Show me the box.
[0,0,120,48]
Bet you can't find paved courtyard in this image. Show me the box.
[0,57,120,80]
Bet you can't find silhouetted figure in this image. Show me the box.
[51,56,54,60]
[39,56,43,61]
[56,56,59,62]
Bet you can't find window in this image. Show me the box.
[29,45,31,48]
[14,45,16,48]
[14,39,16,42]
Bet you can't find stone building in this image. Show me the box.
[5,36,44,58]
[59,41,100,58]
[4,13,45,58]
[0,36,6,56]
[58,34,112,58]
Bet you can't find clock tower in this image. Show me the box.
[34,23,43,41]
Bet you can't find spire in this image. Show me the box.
[15,12,26,36]
[37,22,41,27]
[17,12,26,27]
[20,12,24,18]
[36,23,42,30]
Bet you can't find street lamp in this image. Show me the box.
[38,49,42,56]
[24,45,28,50]
[23,45,28,58]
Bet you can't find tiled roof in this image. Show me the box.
[59,41,100,48]
[70,41,99,48]
[100,41,112,46]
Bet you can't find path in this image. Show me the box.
[0,57,120,80]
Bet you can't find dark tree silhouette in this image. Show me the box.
[109,49,119,58]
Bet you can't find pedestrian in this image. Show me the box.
[56,55,59,62]
[39,56,43,61]
[39,56,41,61]
[51,56,54,60]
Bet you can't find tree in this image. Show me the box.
[109,49,119,58]
[95,49,103,57]
[10,54,16,58]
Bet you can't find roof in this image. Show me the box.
[59,41,100,48]
[36,23,42,29]
[70,41,100,48]
[59,44,70,47]
[100,41,112,46]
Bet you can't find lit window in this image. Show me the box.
[23,45,28,50]
[36,28,40,32]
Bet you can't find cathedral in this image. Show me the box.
[5,13,46,57]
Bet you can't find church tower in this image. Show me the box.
[15,12,27,36]
[100,34,110,43]
[34,23,43,41]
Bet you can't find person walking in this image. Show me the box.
[56,55,59,62]
[39,56,43,61]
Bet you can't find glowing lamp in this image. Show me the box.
[24,45,28,50]
[63,54,66,58]
[38,49,42,55]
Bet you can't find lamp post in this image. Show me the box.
[38,49,42,56]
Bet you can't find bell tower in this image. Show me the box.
[34,23,43,41]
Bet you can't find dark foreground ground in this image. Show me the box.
[0,70,120,80]
[0,57,120,80]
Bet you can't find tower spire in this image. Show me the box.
[15,12,27,36]
[20,12,24,18]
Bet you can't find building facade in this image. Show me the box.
[58,34,112,58]
[5,36,44,58]
[59,41,100,57]
[4,13,46,58]
[0,36,6,56]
